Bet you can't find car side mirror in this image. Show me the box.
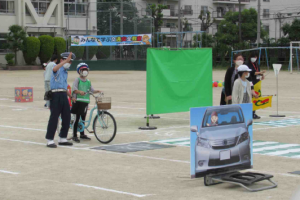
[247,119,253,128]
[190,126,198,133]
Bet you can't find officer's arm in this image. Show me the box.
[53,52,72,72]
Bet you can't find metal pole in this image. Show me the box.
[238,0,242,43]
[178,0,181,33]
[257,0,261,47]
[120,0,123,59]
[134,18,137,60]
[86,2,89,60]
[290,42,293,73]
[110,10,112,60]
[276,73,278,115]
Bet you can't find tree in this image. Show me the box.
[82,46,98,60]
[193,33,215,47]
[215,8,267,46]
[5,25,26,65]
[199,11,215,32]
[150,4,168,33]
[23,37,40,65]
[282,19,300,41]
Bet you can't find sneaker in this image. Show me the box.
[47,143,57,148]
[58,138,73,146]
[72,137,80,143]
[80,135,91,140]
[253,114,261,119]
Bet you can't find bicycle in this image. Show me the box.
[68,91,117,144]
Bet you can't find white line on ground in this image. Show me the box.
[253,142,279,146]
[0,170,19,175]
[0,125,45,132]
[112,106,145,110]
[264,148,300,156]
[253,144,300,152]
[0,137,190,164]
[74,183,153,198]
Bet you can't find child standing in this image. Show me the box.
[71,63,101,142]
[232,65,258,104]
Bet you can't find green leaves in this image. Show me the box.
[38,35,54,64]
[23,37,40,65]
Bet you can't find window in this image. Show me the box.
[263,25,269,35]
[64,0,88,16]
[166,22,175,28]
[0,33,8,53]
[201,6,208,15]
[263,9,269,18]
[0,0,15,14]
[186,23,193,31]
[263,0,270,2]
[25,0,51,15]
[183,5,192,15]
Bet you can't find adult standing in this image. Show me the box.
[220,54,244,105]
[45,52,75,148]
[44,55,58,108]
[247,52,266,119]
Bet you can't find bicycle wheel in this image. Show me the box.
[93,111,117,144]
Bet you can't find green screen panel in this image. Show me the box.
[147,48,212,115]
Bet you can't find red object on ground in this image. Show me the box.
[67,84,72,107]
[213,82,218,87]
[15,87,33,102]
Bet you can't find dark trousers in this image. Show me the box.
[45,92,71,140]
[71,101,88,137]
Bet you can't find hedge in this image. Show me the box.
[39,35,54,64]
[82,46,98,60]
[54,37,66,60]
[23,37,40,65]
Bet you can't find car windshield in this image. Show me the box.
[202,107,244,128]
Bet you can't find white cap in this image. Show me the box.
[237,65,252,72]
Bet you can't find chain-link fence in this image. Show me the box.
[66,1,153,70]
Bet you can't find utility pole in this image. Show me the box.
[277,13,283,38]
[257,0,261,47]
[178,0,181,48]
[238,0,242,43]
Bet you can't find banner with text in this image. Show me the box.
[71,34,152,46]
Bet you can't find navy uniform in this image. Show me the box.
[45,52,75,148]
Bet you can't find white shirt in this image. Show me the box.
[241,79,247,93]
[45,62,56,81]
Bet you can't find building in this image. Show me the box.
[133,0,300,47]
[0,0,97,65]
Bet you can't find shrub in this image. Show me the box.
[23,37,40,65]
[39,35,54,64]
[82,46,98,60]
[54,37,66,60]
[5,53,15,65]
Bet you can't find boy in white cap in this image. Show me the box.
[232,65,258,104]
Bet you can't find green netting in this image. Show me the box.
[146,48,213,115]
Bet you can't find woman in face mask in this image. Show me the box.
[70,63,102,143]
[220,54,245,105]
[247,53,266,119]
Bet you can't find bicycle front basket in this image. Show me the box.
[97,97,111,110]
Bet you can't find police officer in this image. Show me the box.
[45,52,75,148]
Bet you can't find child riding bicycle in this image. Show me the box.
[71,63,101,143]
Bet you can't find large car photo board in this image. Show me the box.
[190,104,253,178]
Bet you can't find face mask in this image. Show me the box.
[245,73,250,78]
[235,60,244,66]
[82,71,89,77]
[251,58,257,63]
[63,63,71,70]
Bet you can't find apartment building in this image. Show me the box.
[0,0,97,65]
[134,0,300,47]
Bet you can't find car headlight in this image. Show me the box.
[197,138,211,148]
[237,132,249,144]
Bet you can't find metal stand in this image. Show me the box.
[204,171,277,192]
[270,72,285,117]
[139,116,157,130]
[144,114,160,119]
